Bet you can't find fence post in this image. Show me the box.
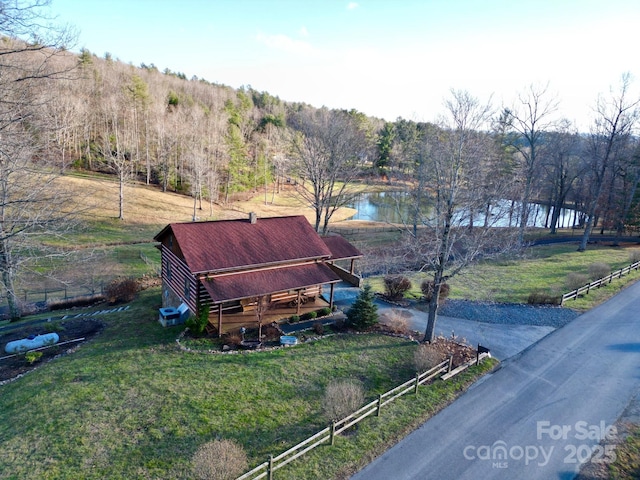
[268,454,274,480]
[448,355,454,373]
[376,394,382,417]
[414,373,420,394]
[330,421,336,446]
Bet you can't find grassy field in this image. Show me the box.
[0,287,495,479]
[3,173,640,478]
[367,243,640,311]
[10,174,359,304]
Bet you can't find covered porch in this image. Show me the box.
[209,295,333,336]
[201,262,343,337]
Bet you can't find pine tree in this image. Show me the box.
[346,284,379,330]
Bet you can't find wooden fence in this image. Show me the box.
[236,351,491,480]
[561,260,640,304]
[139,250,161,276]
[4,250,160,309]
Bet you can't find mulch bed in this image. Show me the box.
[0,318,103,383]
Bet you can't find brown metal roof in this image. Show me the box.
[201,263,341,303]
[155,216,333,274]
[321,235,363,260]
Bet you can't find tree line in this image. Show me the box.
[48,50,640,244]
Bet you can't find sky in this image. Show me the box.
[50,0,640,130]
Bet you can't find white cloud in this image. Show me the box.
[255,32,313,54]
[299,26,308,37]
[347,2,359,10]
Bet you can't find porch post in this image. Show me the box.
[350,259,355,274]
[329,283,335,310]
[296,290,302,315]
[217,305,223,338]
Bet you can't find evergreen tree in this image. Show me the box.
[346,284,378,330]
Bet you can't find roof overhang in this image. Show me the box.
[321,235,364,261]
[201,262,342,304]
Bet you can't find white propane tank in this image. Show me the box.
[5,333,60,354]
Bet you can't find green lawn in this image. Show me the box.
[368,243,640,311]
[0,288,495,479]
[4,175,640,478]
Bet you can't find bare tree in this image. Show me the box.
[406,90,516,342]
[289,107,369,234]
[254,295,270,340]
[539,123,584,233]
[502,84,559,245]
[0,0,78,319]
[578,73,640,252]
[612,139,640,242]
[100,90,135,221]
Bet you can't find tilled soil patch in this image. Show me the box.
[0,318,103,383]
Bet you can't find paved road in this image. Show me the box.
[352,280,640,480]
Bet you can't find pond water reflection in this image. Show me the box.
[346,191,577,228]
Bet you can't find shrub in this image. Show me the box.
[42,322,63,334]
[322,380,365,421]
[104,278,139,304]
[629,250,640,264]
[527,291,562,305]
[318,307,332,316]
[262,325,281,341]
[289,315,300,323]
[565,272,589,291]
[25,351,43,365]
[421,280,450,303]
[186,306,209,337]
[413,344,442,372]
[332,318,346,331]
[224,334,242,347]
[346,284,379,330]
[383,312,410,335]
[383,275,412,300]
[312,321,324,335]
[192,439,248,480]
[588,262,611,281]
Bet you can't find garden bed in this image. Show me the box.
[0,318,103,383]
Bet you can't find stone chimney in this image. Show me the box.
[249,212,257,224]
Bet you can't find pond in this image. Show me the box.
[346,191,577,228]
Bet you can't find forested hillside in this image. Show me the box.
[47,49,640,240]
[51,48,382,206]
[2,0,640,320]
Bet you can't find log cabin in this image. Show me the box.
[154,214,362,336]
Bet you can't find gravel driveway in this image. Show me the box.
[439,299,580,328]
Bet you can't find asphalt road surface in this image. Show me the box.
[352,280,640,480]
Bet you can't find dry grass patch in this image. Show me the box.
[192,439,248,480]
